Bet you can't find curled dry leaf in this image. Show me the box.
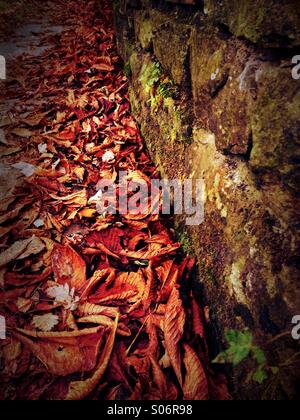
[12,327,105,376]
[64,315,119,400]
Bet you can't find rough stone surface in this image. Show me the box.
[150,9,192,86]
[204,0,300,48]
[134,10,153,50]
[249,65,300,194]
[190,25,253,155]
[114,0,300,400]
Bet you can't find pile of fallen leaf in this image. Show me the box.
[0,0,230,400]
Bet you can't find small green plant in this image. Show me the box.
[157,80,176,99]
[214,329,268,384]
[176,229,194,255]
[140,61,162,90]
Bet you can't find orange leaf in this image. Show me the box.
[183,344,209,400]
[143,264,158,311]
[78,315,131,337]
[164,288,185,386]
[64,315,119,400]
[52,244,86,290]
[12,327,105,376]
[120,244,180,261]
[77,302,119,318]
[89,289,137,305]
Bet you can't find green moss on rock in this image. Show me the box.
[250,65,300,193]
[204,0,300,48]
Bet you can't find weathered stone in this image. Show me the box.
[134,10,153,49]
[190,26,253,155]
[204,0,300,48]
[129,50,193,150]
[250,65,300,193]
[114,1,136,62]
[149,10,192,86]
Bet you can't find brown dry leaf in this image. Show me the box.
[183,344,209,400]
[0,163,22,201]
[77,302,119,318]
[120,244,180,261]
[105,384,122,400]
[148,356,178,400]
[52,244,86,290]
[0,202,28,225]
[0,146,22,156]
[191,296,205,339]
[49,190,88,207]
[164,288,185,386]
[78,315,131,337]
[143,264,158,312]
[93,63,114,72]
[11,128,34,138]
[1,338,22,376]
[12,327,105,376]
[20,112,48,127]
[79,268,116,300]
[73,166,85,181]
[17,236,45,260]
[90,289,137,305]
[64,314,119,400]
[114,271,145,297]
[0,237,33,268]
[0,0,222,400]
[149,355,168,398]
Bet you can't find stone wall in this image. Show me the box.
[113,0,300,399]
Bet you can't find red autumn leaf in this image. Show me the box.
[86,228,124,254]
[148,356,178,400]
[51,244,86,290]
[120,243,180,261]
[164,288,186,386]
[64,315,119,400]
[191,295,205,339]
[142,264,159,311]
[183,344,209,400]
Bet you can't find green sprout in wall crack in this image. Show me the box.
[157,80,177,99]
[140,60,177,107]
[140,61,162,90]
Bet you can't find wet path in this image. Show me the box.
[0,0,228,400]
